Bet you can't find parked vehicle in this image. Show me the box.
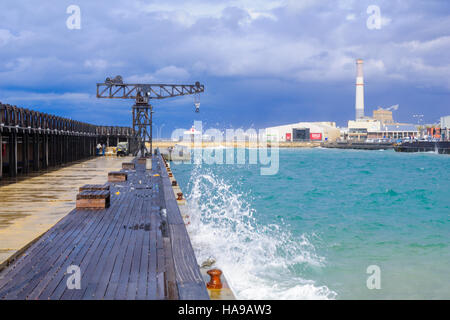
[116,142,128,157]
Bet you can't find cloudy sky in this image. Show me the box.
[0,0,449,135]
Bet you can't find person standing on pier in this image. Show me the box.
[102,143,106,156]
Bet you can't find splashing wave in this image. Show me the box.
[184,165,336,300]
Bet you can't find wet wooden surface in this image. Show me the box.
[0,156,133,264]
[0,154,208,300]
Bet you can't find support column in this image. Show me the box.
[22,133,29,174]
[72,136,75,161]
[66,135,70,163]
[61,135,64,164]
[33,133,40,171]
[63,135,66,163]
[41,134,47,169]
[49,135,53,167]
[9,133,18,177]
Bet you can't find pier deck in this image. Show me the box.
[0,154,208,300]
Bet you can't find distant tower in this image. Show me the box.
[355,59,365,120]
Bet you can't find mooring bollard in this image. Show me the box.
[172,180,177,186]
[207,269,223,289]
[177,192,183,200]
[168,172,173,177]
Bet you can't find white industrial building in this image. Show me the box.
[266,122,341,142]
[344,119,418,141]
[441,115,450,141]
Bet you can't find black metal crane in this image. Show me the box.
[96,76,204,157]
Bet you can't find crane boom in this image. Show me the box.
[96,83,204,100]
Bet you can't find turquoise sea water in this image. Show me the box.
[171,148,450,300]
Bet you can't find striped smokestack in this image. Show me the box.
[355,59,364,120]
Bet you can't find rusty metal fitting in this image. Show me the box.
[207,269,223,289]
[172,180,177,186]
[168,172,173,177]
[177,192,183,200]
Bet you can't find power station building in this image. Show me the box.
[266,122,341,142]
[263,58,423,143]
[345,59,419,141]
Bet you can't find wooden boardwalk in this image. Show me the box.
[0,154,208,300]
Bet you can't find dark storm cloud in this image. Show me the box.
[0,0,449,129]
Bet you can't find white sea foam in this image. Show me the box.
[184,165,336,300]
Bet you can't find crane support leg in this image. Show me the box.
[132,103,153,157]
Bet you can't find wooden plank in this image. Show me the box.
[0,210,94,298]
[113,197,142,299]
[25,207,113,300]
[156,212,166,299]
[29,199,120,299]
[125,198,147,300]
[103,192,142,299]
[91,192,138,299]
[76,190,135,300]
[156,152,209,300]
[43,191,129,300]
[163,237,178,300]
[168,224,208,300]
[65,188,138,300]
[135,199,154,300]
[169,224,207,299]
[160,168,184,225]
[0,211,81,287]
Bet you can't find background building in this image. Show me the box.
[347,119,381,140]
[266,122,340,142]
[375,124,419,140]
[441,116,450,141]
[346,119,418,141]
[373,108,394,124]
